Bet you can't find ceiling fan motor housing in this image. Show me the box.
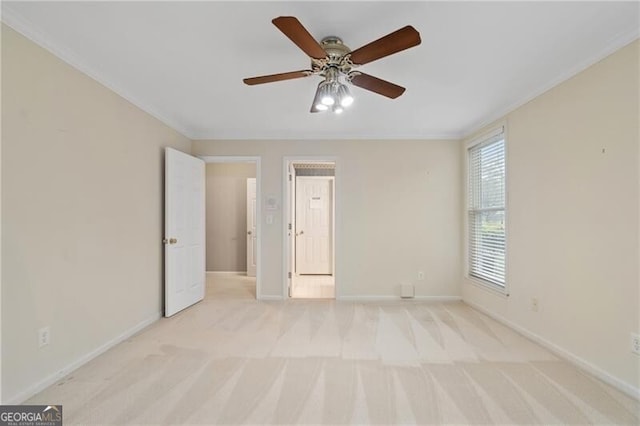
[321,37,350,61]
[312,36,353,75]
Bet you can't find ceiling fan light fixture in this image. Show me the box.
[338,84,354,107]
[319,84,335,106]
[311,82,329,111]
[244,17,421,113]
[321,96,335,106]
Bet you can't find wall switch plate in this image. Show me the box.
[417,271,425,280]
[38,326,50,348]
[631,333,640,355]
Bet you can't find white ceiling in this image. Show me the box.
[3,1,638,140]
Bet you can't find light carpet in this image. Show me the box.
[27,273,639,425]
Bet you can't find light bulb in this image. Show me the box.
[318,83,335,106]
[311,82,330,112]
[338,84,354,107]
[321,95,335,106]
[333,105,344,114]
[341,95,354,107]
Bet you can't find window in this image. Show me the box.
[468,128,506,289]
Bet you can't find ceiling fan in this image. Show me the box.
[243,16,421,114]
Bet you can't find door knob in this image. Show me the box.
[163,238,177,244]
[296,230,304,236]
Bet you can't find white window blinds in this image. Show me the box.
[468,131,506,287]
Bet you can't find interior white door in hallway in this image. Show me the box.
[295,176,333,274]
[246,178,257,277]
[164,148,205,317]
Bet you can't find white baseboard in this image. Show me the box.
[259,295,462,302]
[206,271,246,275]
[3,311,161,405]
[465,301,640,401]
[338,295,462,302]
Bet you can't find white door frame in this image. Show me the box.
[246,178,257,278]
[283,157,339,299]
[200,156,261,300]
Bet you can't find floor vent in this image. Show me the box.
[400,283,415,298]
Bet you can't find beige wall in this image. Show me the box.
[1,25,191,402]
[0,24,3,403]
[3,12,635,404]
[205,163,256,272]
[192,139,462,299]
[462,41,639,394]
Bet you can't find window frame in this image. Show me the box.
[465,125,508,295]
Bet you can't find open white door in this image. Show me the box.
[164,148,205,317]
[295,177,333,274]
[246,178,257,277]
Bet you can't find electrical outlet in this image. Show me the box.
[531,298,539,312]
[631,333,640,355]
[38,326,50,348]
[417,271,425,280]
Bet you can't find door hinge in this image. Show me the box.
[288,223,292,230]
[289,174,292,181]
[288,272,292,279]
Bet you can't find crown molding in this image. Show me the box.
[3,4,637,142]
[0,6,463,142]
[461,28,640,139]
[1,7,195,140]
[189,131,463,141]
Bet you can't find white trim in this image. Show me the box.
[3,311,161,405]
[283,157,340,300]
[206,271,246,275]
[189,132,462,141]
[467,125,505,149]
[3,4,637,143]
[466,301,640,401]
[461,30,640,138]
[465,124,509,295]
[1,9,193,139]
[338,295,462,302]
[199,156,262,300]
[503,123,511,295]
[465,277,510,298]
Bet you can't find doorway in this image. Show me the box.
[284,159,336,299]
[200,156,261,299]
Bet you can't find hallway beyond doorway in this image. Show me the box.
[206,272,256,300]
[291,275,335,299]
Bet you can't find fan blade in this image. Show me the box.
[272,16,326,60]
[243,70,312,86]
[349,72,406,99]
[349,26,421,65]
